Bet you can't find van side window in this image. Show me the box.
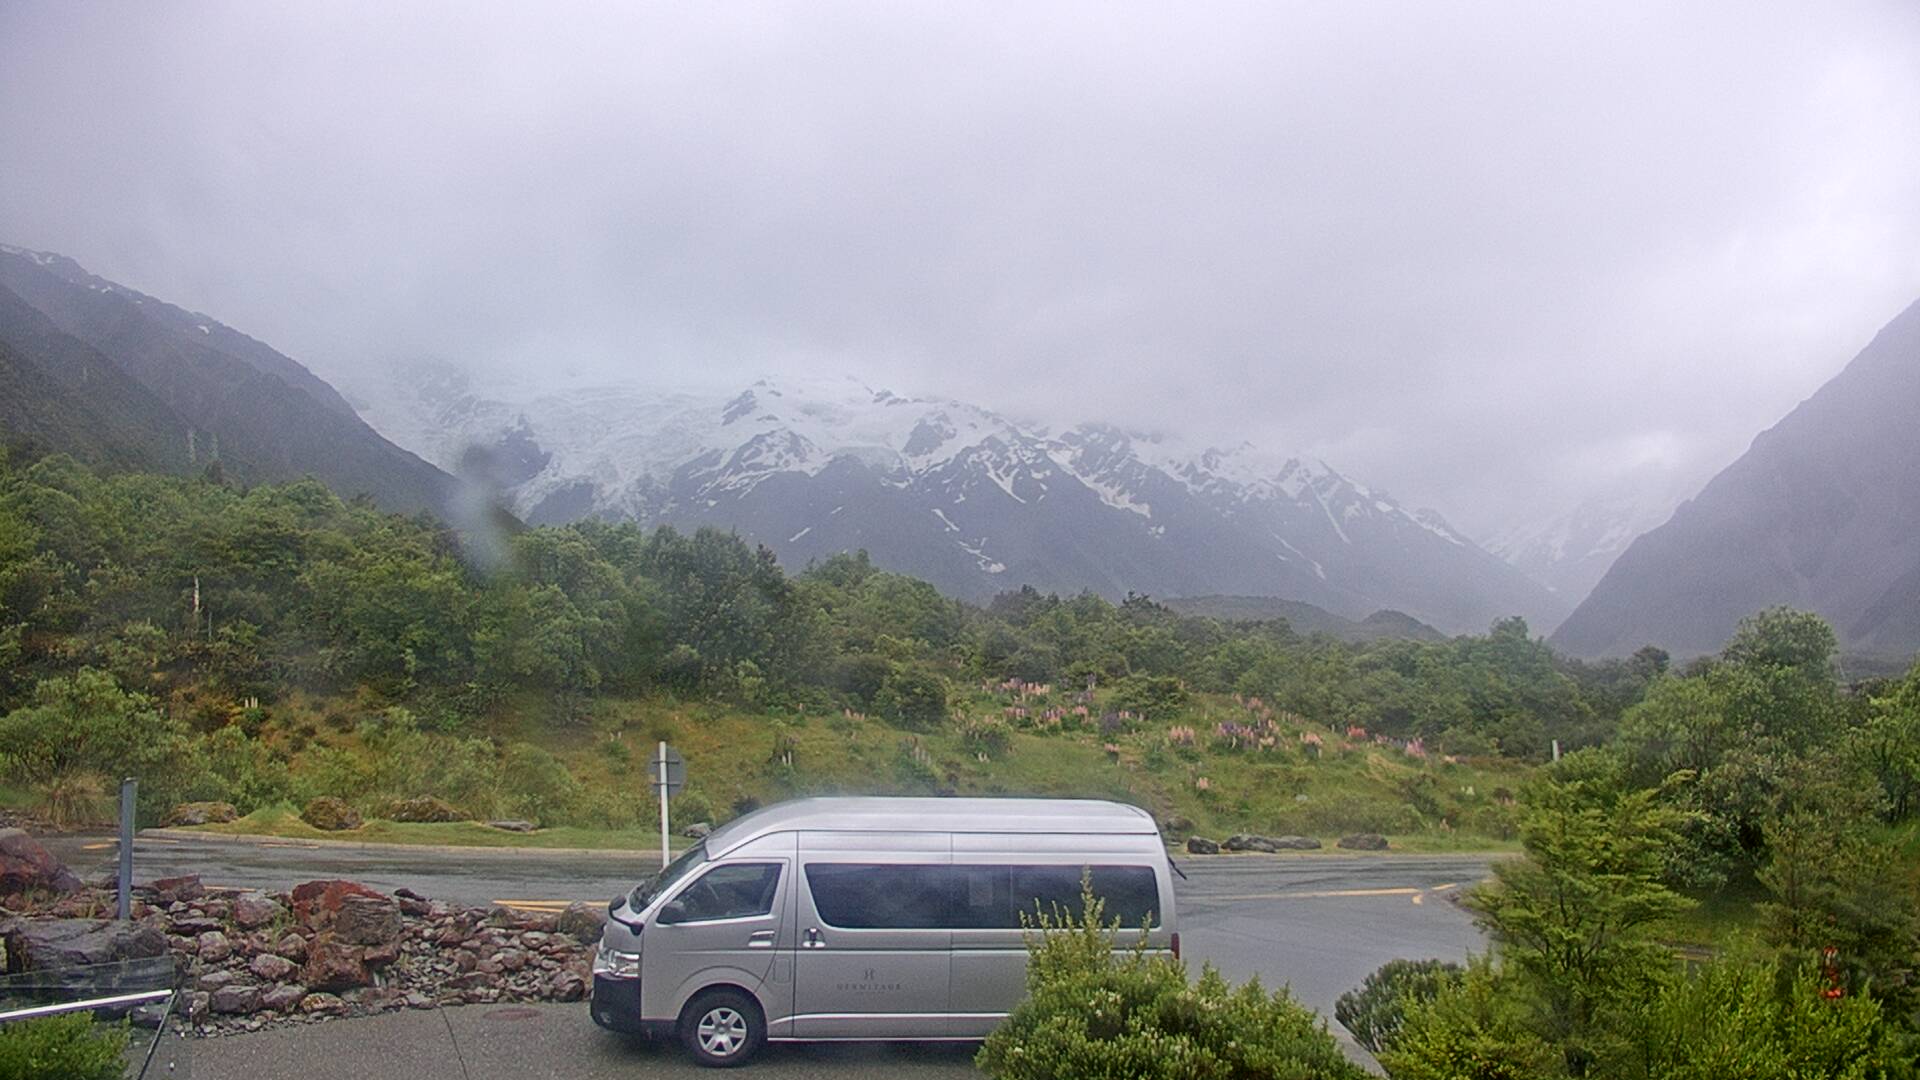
[804,863,1162,929]
[1000,865,1160,928]
[661,863,782,924]
[804,864,949,929]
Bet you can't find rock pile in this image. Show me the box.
[3,874,603,1035]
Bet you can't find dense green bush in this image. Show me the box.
[977,880,1366,1080]
[1376,959,1562,1080]
[1336,958,1466,1054]
[0,1013,128,1080]
[1613,960,1907,1080]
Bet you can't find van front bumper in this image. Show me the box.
[590,976,677,1041]
[590,975,646,1035]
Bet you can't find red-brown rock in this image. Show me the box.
[289,880,388,928]
[0,829,83,896]
[300,933,369,992]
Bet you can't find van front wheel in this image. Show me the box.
[680,989,765,1067]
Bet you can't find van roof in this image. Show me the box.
[703,796,1159,855]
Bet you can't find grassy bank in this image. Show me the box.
[164,686,1536,854]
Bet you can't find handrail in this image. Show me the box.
[0,988,173,1023]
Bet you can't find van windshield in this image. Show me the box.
[630,842,708,909]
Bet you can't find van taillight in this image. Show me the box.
[1171,932,1181,959]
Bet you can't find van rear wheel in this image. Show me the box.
[680,989,765,1067]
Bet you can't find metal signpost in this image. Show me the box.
[117,777,137,920]
[652,743,685,869]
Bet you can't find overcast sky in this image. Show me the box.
[4,2,1918,538]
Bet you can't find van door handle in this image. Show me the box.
[803,927,824,949]
[747,930,777,948]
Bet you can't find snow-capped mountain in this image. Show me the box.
[1489,485,1695,611]
[349,365,1566,633]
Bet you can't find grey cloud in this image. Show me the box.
[3,1,1918,537]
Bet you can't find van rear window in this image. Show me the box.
[803,864,1160,929]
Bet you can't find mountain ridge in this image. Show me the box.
[356,365,1566,633]
[1553,298,1920,659]
[0,244,460,517]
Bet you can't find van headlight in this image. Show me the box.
[592,948,642,979]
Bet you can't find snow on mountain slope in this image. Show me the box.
[348,364,1565,632]
[1489,477,1699,611]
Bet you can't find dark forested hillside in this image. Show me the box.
[0,244,458,516]
[0,451,1651,762]
[1554,298,1920,659]
[1162,595,1445,643]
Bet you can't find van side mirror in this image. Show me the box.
[657,900,688,925]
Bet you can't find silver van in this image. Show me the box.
[589,796,1179,1066]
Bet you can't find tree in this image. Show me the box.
[1855,660,1920,823]
[0,668,197,824]
[874,668,948,730]
[1464,751,1694,1075]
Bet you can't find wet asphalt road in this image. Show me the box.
[48,832,1493,1077]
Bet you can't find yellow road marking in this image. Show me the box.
[1210,886,1422,902]
[1411,893,1424,905]
[81,842,113,851]
[491,899,577,910]
[1433,882,1460,892]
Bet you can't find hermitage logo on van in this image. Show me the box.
[835,969,905,993]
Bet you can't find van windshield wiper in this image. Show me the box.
[1168,858,1189,881]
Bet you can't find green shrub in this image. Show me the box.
[0,1013,128,1080]
[1376,958,1562,1080]
[959,716,1013,760]
[1607,959,1908,1080]
[875,668,949,730]
[977,878,1366,1080]
[498,743,585,826]
[1336,958,1466,1054]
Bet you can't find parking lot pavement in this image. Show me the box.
[91,835,1492,1078]
[192,1003,985,1080]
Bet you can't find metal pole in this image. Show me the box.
[658,741,670,870]
[117,776,137,920]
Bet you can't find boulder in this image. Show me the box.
[151,875,207,903]
[198,969,240,992]
[289,880,388,928]
[163,802,238,827]
[249,953,296,981]
[197,930,233,963]
[0,828,83,895]
[301,934,370,992]
[299,992,347,1015]
[210,983,262,1015]
[271,932,308,962]
[299,797,363,832]
[384,796,466,823]
[334,895,401,946]
[681,821,712,839]
[1185,836,1220,855]
[1272,835,1323,850]
[184,991,211,1021]
[486,820,537,833]
[1163,815,1196,836]
[261,983,307,1013]
[546,970,586,1002]
[1337,833,1390,851]
[0,917,168,972]
[232,892,284,930]
[556,901,606,944]
[1222,834,1280,853]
